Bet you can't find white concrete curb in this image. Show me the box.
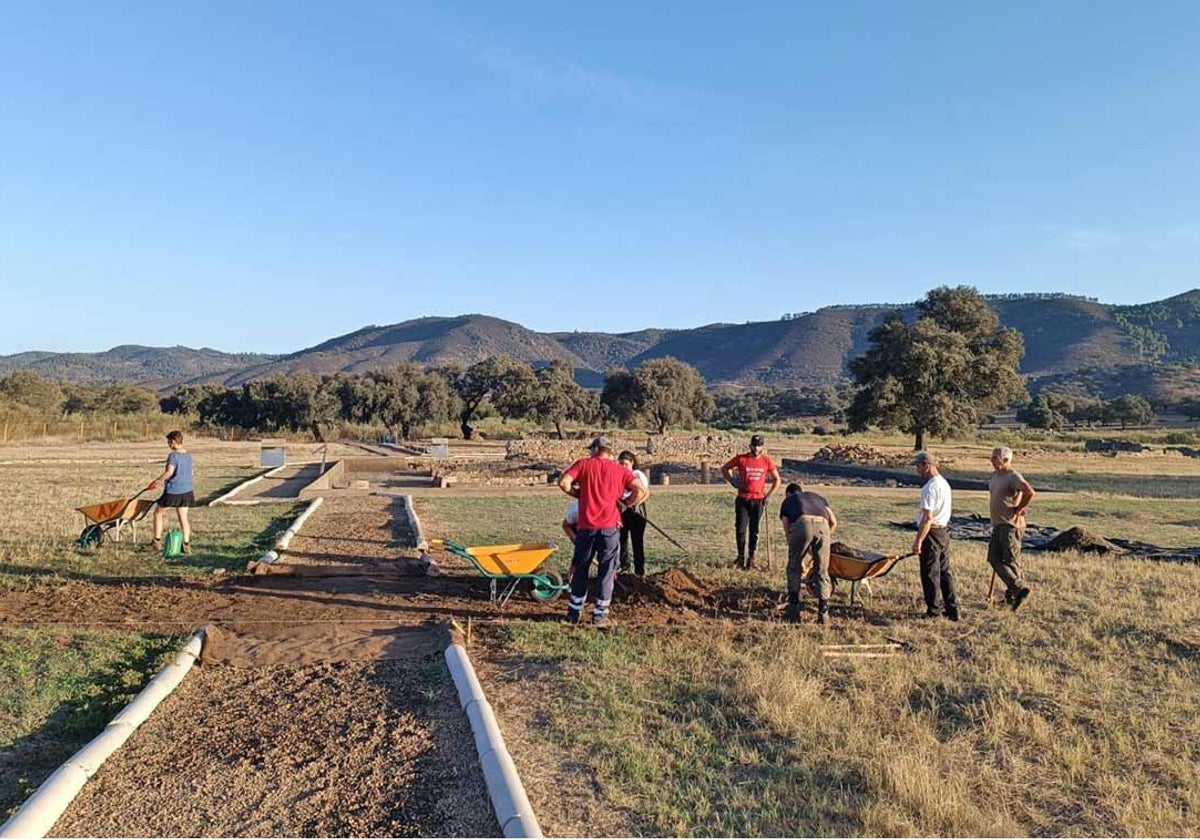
[445,644,542,838]
[208,465,285,506]
[254,497,323,566]
[0,629,206,839]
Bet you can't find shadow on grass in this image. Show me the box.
[0,631,179,821]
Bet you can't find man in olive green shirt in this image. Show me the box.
[988,446,1036,611]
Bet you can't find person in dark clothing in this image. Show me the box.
[778,482,837,624]
[617,451,650,576]
[721,434,782,569]
[911,452,959,621]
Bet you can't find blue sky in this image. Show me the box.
[2,1,1198,354]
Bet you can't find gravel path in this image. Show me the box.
[54,649,497,837]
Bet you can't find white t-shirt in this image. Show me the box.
[918,474,952,528]
[565,500,579,526]
[621,469,649,502]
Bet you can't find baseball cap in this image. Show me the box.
[588,435,612,452]
[913,451,936,466]
[750,434,765,447]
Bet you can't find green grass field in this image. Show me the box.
[0,628,180,820]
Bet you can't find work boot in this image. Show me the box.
[592,613,613,629]
[149,538,163,554]
[783,596,801,623]
[182,541,192,556]
[1010,587,1031,612]
[817,600,829,626]
[745,554,757,571]
[565,608,581,626]
[733,556,746,569]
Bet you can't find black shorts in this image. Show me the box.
[158,491,195,508]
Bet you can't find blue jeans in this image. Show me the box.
[567,527,620,621]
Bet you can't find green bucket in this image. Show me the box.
[163,530,184,559]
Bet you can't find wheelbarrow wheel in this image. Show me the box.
[77,524,103,550]
[529,570,564,602]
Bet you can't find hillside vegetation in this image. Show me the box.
[3,291,1199,395]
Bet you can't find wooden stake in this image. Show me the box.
[2,422,8,444]
[987,570,997,607]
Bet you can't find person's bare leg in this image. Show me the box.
[153,507,164,541]
[177,508,191,551]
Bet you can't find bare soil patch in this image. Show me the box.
[53,644,496,837]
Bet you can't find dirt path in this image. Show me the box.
[54,642,496,837]
[7,494,509,837]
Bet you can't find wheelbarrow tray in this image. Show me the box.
[805,545,915,607]
[830,548,907,582]
[76,498,156,525]
[462,543,557,577]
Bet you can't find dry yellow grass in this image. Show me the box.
[425,476,1200,837]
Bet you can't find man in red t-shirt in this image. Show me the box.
[557,436,649,626]
[721,434,782,569]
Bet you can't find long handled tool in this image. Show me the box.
[620,502,686,553]
[986,570,997,606]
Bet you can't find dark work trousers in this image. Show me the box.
[734,496,765,561]
[567,527,620,621]
[919,528,959,616]
[619,505,647,575]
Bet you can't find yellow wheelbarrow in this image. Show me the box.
[430,539,568,607]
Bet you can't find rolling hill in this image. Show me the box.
[4,290,1198,396]
[0,345,278,389]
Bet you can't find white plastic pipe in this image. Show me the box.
[274,497,323,551]
[402,494,429,551]
[208,465,286,506]
[444,643,542,838]
[0,629,206,839]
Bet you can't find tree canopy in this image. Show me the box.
[847,286,1027,449]
[601,357,713,434]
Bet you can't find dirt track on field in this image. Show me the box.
[3,492,781,837]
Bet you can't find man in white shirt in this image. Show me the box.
[912,452,959,621]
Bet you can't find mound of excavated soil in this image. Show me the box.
[1043,527,1123,554]
[613,568,714,611]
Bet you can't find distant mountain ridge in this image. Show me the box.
[0,345,278,389]
[3,290,1199,396]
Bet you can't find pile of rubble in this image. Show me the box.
[1084,439,1149,454]
[431,461,556,487]
[812,443,915,469]
[504,433,739,466]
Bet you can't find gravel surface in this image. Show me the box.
[54,653,497,837]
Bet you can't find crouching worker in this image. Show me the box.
[148,430,194,555]
[557,436,648,628]
[779,482,837,624]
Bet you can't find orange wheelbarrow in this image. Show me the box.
[431,539,568,607]
[75,488,156,548]
[805,546,917,606]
